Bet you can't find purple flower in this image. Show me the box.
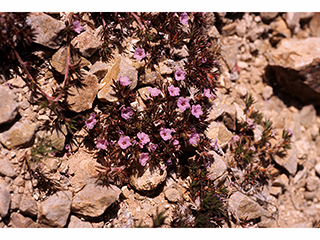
[177,97,190,111]
[85,113,97,130]
[119,76,131,86]
[147,142,158,152]
[148,87,162,97]
[160,128,175,141]
[167,159,172,165]
[202,57,207,63]
[96,139,108,150]
[287,128,293,137]
[139,152,149,166]
[118,136,131,150]
[179,12,189,25]
[230,135,240,144]
[168,85,180,97]
[191,104,203,118]
[203,89,213,99]
[247,118,256,129]
[73,20,84,34]
[134,48,146,61]
[173,139,179,146]
[174,68,186,81]
[211,139,218,151]
[137,132,150,146]
[189,132,200,145]
[121,106,134,120]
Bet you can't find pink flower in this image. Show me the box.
[119,76,131,86]
[203,89,213,99]
[147,142,158,152]
[148,87,162,97]
[96,139,108,150]
[230,135,240,144]
[134,48,146,61]
[73,20,84,34]
[173,139,179,146]
[160,128,175,141]
[189,132,200,145]
[139,152,149,166]
[247,118,256,129]
[211,139,218,151]
[85,113,97,130]
[168,85,180,97]
[121,106,134,120]
[177,97,190,111]
[191,104,203,118]
[174,68,186,81]
[202,58,207,63]
[137,132,150,146]
[179,12,189,25]
[118,136,131,149]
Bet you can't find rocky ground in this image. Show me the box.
[1,12,320,228]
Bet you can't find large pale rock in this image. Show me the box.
[50,46,91,75]
[66,70,99,112]
[98,56,138,102]
[300,104,316,129]
[67,149,103,192]
[38,191,72,227]
[220,42,240,71]
[68,215,93,228]
[273,139,297,175]
[206,150,227,181]
[0,183,10,218]
[8,212,38,228]
[89,61,109,80]
[19,195,38,217]
[205,121,233,148]
[129,164,167,191]
[71,183,121,217]
[0,157,18,178]
[71,27,103,58]
[26,12,65,49]
[0,86,19,125]
[267,37,320,105]
[0,120,37,150]
[228,191,265,221]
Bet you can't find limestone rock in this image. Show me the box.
[164,188,182,203]
[71,27,103,58]
[0,183,11,218]
[71,183,121,218]
[300,104,316,129]
[38,191,72,227]
[220,42,240,71]
[205,121,233,148]
[260,12,279,23]
[51,45,91,75]
[0,120,37,150]
[228,191,265,221]
[66,70,99,112]
[68,215,93,228]
[272,174,289,190]
[306,176,320,192]
[273,139,297,175]
[206,150,228,181]
[129,164,167,191]
[283,12,300,32]
[0,86,19,125]
[19,195,38,217]
[8,212,38,228]
[26,12,65,49]
[310,13,320,37]
[67,149,102,192]
[89,61,109,80]
[98,56,138,102]
[267,37,320,105]
[6,76,26,88]
[0,157,18,178]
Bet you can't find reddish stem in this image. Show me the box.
[131,12,145,31]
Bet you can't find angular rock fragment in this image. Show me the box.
[66,70,99,112]
[72,183,121,218]
[68,215,93,228]
[0,120,37,150]
[0,183,11,218]
[19,195,38,218]
[38,191,72,227]
[0,86,19,125]
[8,212,38,228]
[98,56,138,102]
[0,157,18,178]
[26,12,65,49]
[267,37,320,105]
